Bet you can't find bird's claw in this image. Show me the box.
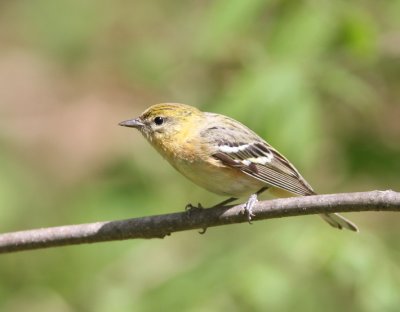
[185,203,204,211]
[198,228,207,234]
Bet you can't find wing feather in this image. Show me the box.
[213,141,315,196]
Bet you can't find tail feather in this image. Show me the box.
[320,213,359,232]
[269,187,359,232]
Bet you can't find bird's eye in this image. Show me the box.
[154,116,164,125]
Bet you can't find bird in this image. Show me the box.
[119,103,358,232]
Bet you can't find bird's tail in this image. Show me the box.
[269,187,359,232]
[320,213,359,232]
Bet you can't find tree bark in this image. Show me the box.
[0,190,399,254]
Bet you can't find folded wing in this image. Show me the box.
[212,141,315,196]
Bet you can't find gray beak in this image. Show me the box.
[118,118,145,128]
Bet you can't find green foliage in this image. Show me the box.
[0,0,399,311]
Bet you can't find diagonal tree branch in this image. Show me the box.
[0,190,399,254]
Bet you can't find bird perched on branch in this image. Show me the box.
[119,103,358,232]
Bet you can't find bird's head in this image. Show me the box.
[119,103,202,143]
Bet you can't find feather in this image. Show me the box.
[213,141,315,196]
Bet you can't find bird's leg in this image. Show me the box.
[185,197,237,235]
[243,187,269,224]
[256,187,269,196]
[211,197,237,208]
[185,197,237,211]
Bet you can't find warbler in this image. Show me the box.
[119,103,358,232]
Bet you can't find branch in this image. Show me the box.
[1,190,399,254]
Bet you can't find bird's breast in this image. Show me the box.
[168,154,266,197]
[149,134,266,197]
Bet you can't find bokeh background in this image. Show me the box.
[0,0,399,311]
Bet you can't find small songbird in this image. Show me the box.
[119,103,358,231]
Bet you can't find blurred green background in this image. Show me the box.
[0,0,399,311]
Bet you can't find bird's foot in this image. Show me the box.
[243,194,258,224]
[210,197,237,208]
[185,202,204,211]
[185,203,207,234]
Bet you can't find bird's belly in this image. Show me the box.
[172,159,265,197]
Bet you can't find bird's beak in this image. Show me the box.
[118,118,145,128]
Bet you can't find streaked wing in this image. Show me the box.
[212,141,315,196]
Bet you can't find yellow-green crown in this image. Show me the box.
[141,103,201,120]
